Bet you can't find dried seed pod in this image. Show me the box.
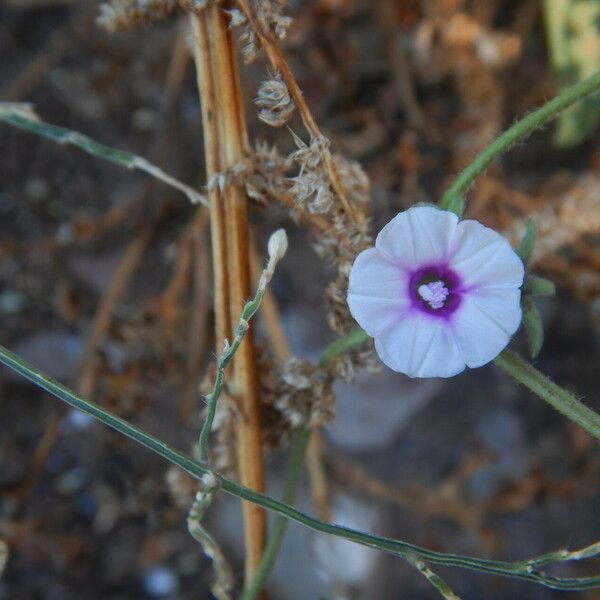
[255,76,295,127]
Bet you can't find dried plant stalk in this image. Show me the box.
[236,0,358,223]
[190,6,267,580]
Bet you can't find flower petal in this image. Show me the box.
[450,219,524,289]
[374,313,466,378]
[375,206,459,267]
[348,248,410,337]
[451,288,522,368]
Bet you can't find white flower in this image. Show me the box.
[347,206,524,378]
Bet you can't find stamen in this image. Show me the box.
[418,281,449,310]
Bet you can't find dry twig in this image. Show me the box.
[190,6,267,580]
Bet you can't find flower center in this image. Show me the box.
[417,280,450,310]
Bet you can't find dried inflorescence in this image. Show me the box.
[293,149,372,335]
[260,356,336,448]
[289,137,337,214]
[256,0,293,41]
[97,0,216,31]
[230,0,293,63]
[239,26,260,64]
[97,0,180,31]
[255,75,295,127]
[328,343,381,383]
[244,141,294,205]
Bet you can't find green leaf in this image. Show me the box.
[544,0,600,147]
[0,103,206,206]
[522,297,544,358]
[516,219,537,265]
[523,276,556,296]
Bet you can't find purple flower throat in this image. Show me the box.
[408,264,463,317]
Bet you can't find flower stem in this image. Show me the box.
[325,328,600,442]
[240,426,311,600]
[439,70,600,216]
[494,349,600,441]
[407,556,462,599]
[2,343,600,590]
[241,327,360,598]
[319,327,370,365]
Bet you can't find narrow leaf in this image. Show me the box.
[523,276,556,296]
[516,219,537,265]
[0,103,207,206]
[522,298,544,358]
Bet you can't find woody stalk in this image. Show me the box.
[189,4,267,582]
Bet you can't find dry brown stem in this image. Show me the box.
[236,0,358,223]
[191,6,267,581]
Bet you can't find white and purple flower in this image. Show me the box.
[347,206,524,378]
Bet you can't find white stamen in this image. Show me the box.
[418,281,449,309]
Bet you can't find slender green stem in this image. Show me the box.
[199,297,260,462]
[198,232,285,461]
[494,349,600,441]
[187,481,234,600]
[240,426,311,600]
[439,70,600,215]
[2,343,600,590]
[319,327,370,365]
[407,556,462,600]
[325,329,600,443]
[243,327,371,598]
[0,104,207,206]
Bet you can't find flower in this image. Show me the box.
[347,206,524,378]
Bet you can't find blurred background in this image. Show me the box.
[0,0,599,598]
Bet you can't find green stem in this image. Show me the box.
[0,106,206,206]
[2,343,600,590]
[327,329,600,443]
[241,329,364,599]
[319,327,370,365]
[439,70,600,215]
[494,349,600,441]
[198,258,273,462]
[407,556,462,599]
[240,426,311,600]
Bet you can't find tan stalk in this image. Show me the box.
[191,7,267,581]
[236,0,358,223]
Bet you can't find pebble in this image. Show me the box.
[143,566,178,597]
